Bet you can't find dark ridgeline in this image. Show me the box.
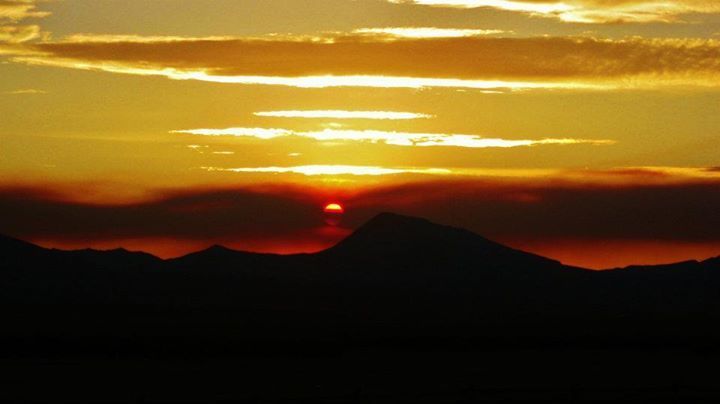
[3,212,720,345]
[2,213,720,402]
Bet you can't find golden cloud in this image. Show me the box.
[0,24,41,43]
[388,0,720,23]
[11,34,720,89]
[202,165,452,176]
[254,110,434,120]
[172,127,615,148]
[0,0,49,22]
[353,27,506,38]
[4,87,46,94]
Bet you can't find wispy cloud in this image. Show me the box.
[11,34,720,90]
[388,0,720,24]
[0,1,50,22]
[173,127,615,149]
[0,24,41,43]
[175,127,292,139]
[0,1,48,51]
[4,88,46,94]
[353,27,506,38]
[202,165,452,176]
[253,110,434,120]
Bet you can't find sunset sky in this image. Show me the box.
[1,0,719,268]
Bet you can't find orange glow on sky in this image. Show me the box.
[1,0,719,268]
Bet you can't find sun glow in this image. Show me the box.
[323,203,344,213]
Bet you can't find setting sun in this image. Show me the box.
[323,203,345,214]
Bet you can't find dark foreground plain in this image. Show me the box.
[2,213,720,403]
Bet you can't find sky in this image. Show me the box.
[1,0,719,269]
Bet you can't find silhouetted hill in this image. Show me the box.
[4,214,720,402]
[323,212,564,277]
[0,233,47,260]
[1,212,720,348]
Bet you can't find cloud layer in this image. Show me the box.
[2,174,719,268]
[10,34,720,89]
[0,0,49,22]
[202,165,452,176]
[254,110,434,120]
[0,1,47,49]
[173,127,615,148]
[389,0,720,23]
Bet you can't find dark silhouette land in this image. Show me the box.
[2,213,720,402]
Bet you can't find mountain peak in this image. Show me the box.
[206,244,236,252]
[190,244,246,258]
[168,243,265,267]
[344,211,489,243]
[323,212,560,272]
[353,212,440,235]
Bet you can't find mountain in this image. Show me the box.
[322,212,566,275]
[1,212,720,349]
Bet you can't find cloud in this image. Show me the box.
[202,165,452,176]
[172,126,615,149]
[388,0,720,24]
[254,110,434,120]
[1,174,719,260]
[4,87,45,94]
[0,185,324,241]
[0,24,41,43]
[353,27,506,38]
[3,34,717,89]
[0,1,48,52]
[174,127,292,139]
[0,1,49,22]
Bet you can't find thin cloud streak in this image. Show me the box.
[173,127,615,149]
[0,24,41,43]
[202,165,452,176]
[4,88,45,94]
[173,127,292,139]
[13,34,720,89]
[253,110,434,120]
[353,27,506,38]
[389,0,720,23]
[12,58,594,90]
[0,1,50,22]
[0,1,48,49]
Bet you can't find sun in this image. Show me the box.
[323,203,344,214]
[323,202,345,226]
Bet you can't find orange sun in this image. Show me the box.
[323,203,344,214]
[323,202,345,226]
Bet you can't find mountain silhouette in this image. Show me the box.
[323,212,564,273]
[2,212,720,348]
[4,213,720,402]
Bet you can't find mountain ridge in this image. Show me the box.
[2,212,718,270]
[2,212,720,351]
